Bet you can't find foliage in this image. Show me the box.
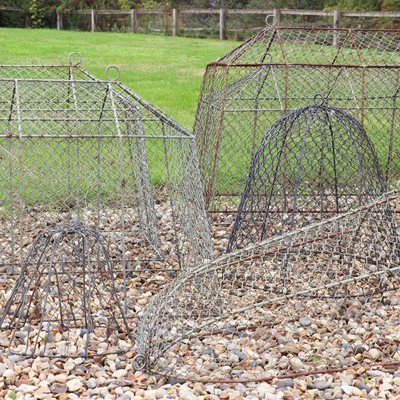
[324,0,378,10]
[6,0,400,16]
[379,0,400,10]
[29,0,48,28]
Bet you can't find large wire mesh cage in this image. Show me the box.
[0,224,133,358]
[227,98,386,252]
[195,25,400,226]
[134,189,400,383]
[0,54,212,298]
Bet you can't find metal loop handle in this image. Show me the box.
[68,52,83,66]
[132,354,147,371]
[265,14,277,27]
[105,66,120,82]
[314,93,325,107]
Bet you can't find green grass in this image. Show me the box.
[0,28,237,129]
[1,29,398,209]
[0,28,240,209]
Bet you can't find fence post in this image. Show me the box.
[272,8,281,25]
[131,9,138,32]
[172,8,179,36]
[91,9,97,32]
[333,10,341,29]
[333,10,341,46]
[219,8,227,40]
[57,13,63,30]
[25,14,31,28]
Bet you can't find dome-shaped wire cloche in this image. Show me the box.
[227,98,386,251]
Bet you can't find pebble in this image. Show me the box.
[256,382,275,394]
[55,374,68,384]
[86,378,98,389]
[233,350,248,361]
[154,388,168,398]
[3,369,16,383]
[179,386,198,400]
[368,349,382,360]
[341,384,355,395]
[112,369,128,379]
[8,354,25,362]
[0,362,7,376]
[193,382,205,394]
[50,383,67,394]
[64,359,75,371]
[313,379,331,390]
[379,382,394,391]
[66,378,82,392]
[276,378,294,389]
[16,384,37,393]
[299,316,312,326]
[355,381,372,393]
[289,357,305,371]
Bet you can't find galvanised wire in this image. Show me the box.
[134,189,400,382]
[0,224,133,358]
[0,54,213,281]
[227,98,387,252]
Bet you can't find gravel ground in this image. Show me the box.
[1,354,400,399]
[1,207,400,398]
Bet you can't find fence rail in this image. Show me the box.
[2,7,400,38]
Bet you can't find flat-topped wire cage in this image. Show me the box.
[195,25,400,234]
[134,189,400,382]
[0,54,212,294]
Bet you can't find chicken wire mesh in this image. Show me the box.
[134,189,400,382]
[195,26,400,222]
[227,98,386,252]
[0,224,132,358]
[0,54,212,299]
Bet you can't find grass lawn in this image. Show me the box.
[0,28,237,129]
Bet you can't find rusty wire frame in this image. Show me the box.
[134,189,400,382]
[195,26,400,242]
[0,54,212,298]
[0,224,133,358]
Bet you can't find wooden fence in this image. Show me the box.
[2,7,400,38]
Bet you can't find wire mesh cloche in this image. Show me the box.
[134,190,400,382]
[0,225,132,358]
[227,97,386,251]
[195,26,400,216]
[0,54,212,295]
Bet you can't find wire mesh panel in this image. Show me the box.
[134,190,400,382]
[0,54,93,80]
[179,11,220,39]
[136,10,171,35]
[0,58,212,296]
[195,26,400,218]
[0,225,132,358]
[227,100,386,251]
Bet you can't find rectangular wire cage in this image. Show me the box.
[0,57,212,293]
[195,27,400,217]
